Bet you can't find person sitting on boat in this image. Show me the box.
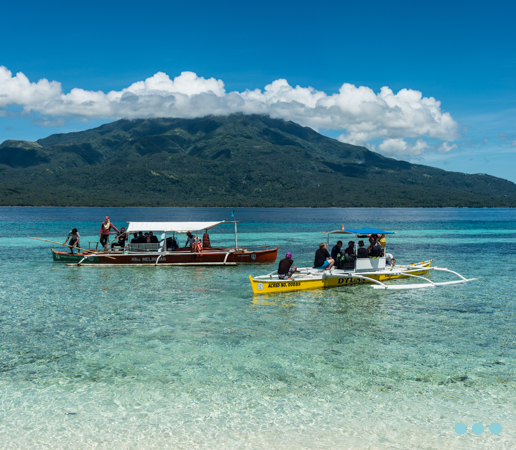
[368,235,382,257]
[144,233,151,243]
[203,231,211,248]
[136,231,145,243]
[166,237,178,251]
[278,252,297,280]
[344,241,355,260]
[357,241,369,258]
[99,216,119,251]
[130,233,139,244]
[185,232,195,247]
[111,227,127,249]
[63,228,80,254]
[192,235,203,253]
[314,243,334,270]
[149,231,159,244]
[331,241,343,263]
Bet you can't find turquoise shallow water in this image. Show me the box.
[0,207,515,449]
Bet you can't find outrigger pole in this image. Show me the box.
[28,237,116,260]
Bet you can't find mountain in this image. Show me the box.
[1,114,516,207]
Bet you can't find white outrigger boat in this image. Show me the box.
[249,227,475,294]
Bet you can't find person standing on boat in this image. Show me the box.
[314,243,334,270]
[99,216,119,251]
[278,252,297,280]
[185,231,195,247]
[385,253,396,267]
[63,228,80,254]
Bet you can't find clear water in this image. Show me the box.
[0,207,514,449]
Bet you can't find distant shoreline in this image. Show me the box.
[0,205,514,209]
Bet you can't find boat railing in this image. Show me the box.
[126,243,161,252]
[355,257,386,271]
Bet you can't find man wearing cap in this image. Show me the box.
[99,216,119,251]
[278,252,297,280]
[185,231,195,248]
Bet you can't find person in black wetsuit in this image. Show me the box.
[166,237,178,250]
[278,252,297,280]
[368,235,382,257]
[344,241,355,260]
[331,241,343,263]
[357,241,369,258]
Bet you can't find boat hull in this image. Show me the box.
[249,261,432,294]
[52,246,278,265]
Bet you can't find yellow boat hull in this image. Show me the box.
[249,261,432,294]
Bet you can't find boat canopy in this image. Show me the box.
[126,221,225,234]
[326,228,396,236]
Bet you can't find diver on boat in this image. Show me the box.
[278,252,297,280]
[63,228,80,254]
[357,241,369,258]
[331,241,343,263]
[368,236,382,257]
[344,241,355,260]
[149,231,159,243]
[314,243,334,270]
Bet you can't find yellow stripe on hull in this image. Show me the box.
[249,261,431,294]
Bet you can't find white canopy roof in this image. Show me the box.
[126,221,225,233]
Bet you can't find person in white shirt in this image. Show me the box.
[64,228,80,254]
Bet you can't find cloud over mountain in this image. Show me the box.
[0,66,460,158]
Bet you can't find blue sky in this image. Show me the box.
[1,0,515,181]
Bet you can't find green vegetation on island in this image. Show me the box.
[1,114,516,207]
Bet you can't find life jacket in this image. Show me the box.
[192,239,203,253]
[202,232,210,248]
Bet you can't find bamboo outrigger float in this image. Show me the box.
[249,227,475,294]
[47,221,278,266]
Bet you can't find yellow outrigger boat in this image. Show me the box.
[249,227,475,294]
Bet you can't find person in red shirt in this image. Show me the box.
[99,216,119,251]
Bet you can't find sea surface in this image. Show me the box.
[0,207,515,449]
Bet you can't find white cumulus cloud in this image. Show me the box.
[0,66,461,157]
[377,139,430,157]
